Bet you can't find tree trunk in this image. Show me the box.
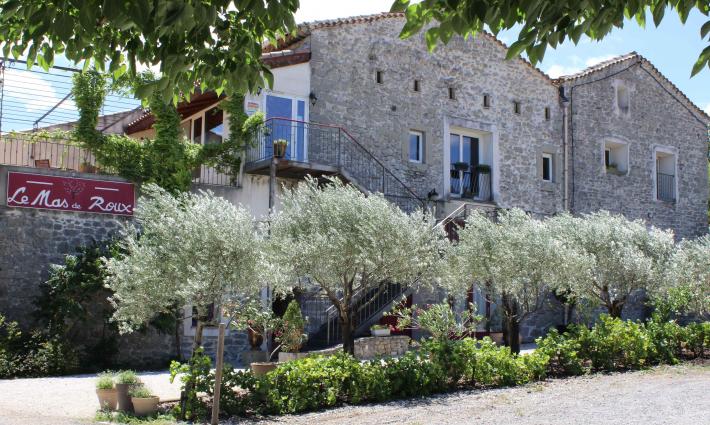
[174,311,183,362]
[340,310,355,355]
[501,292,521,354]
[506,317,521,355]
[181,316,205,420]
[608,300,624,318]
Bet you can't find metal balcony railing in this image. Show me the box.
[450,167,493,201]
[656,173,675,202]
[246,118,426,213]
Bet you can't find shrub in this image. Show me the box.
[536,328,587,376]
[263,353,388,414]
[96,372,115,390]
[276,300,307,353]
[684,322,710,358]
[575,315,652,371]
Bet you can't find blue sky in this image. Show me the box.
[296,1,710,115]
[1,1,708,133]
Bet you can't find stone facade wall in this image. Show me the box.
[308,16,564,216]
[563,61,708,239]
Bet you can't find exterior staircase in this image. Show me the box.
[244,118,426,213]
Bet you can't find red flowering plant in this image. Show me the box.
[275,300,307,353]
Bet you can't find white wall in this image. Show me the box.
[195,175,298,220]
[245,62,311,115]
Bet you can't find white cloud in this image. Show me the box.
[545,64,582,78]
[704,103,710,115]
[584,54,619,67]
[4,68,76,113]
[544,54,620,78]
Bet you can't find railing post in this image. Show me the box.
[337,128,341,168]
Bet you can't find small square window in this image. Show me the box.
[544,107,551,120]
[409,131,423,163]
[483,94,491,108]
[542,153,553,182]
[514,101,521,114]
[375,70,384,84]
[616,84,630,114]
[413,80,421,92]
[448,87,456,100]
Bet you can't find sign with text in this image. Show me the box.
[6,172,135,216]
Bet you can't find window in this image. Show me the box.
[513,101,521,114]
[655,149,676,202]
[544,107,551,120]
[616,84,630,114]
[413,80,421,92]
[542,153,553,182]
[448,87,456,100]
[409,131,423,163]
[603,140,629,175]
[483,94,491,108]
[375,70,384,84]
[204,107,224,145]
[192,117,203,144]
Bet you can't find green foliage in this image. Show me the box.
[71,72,203,194]
[0,314,79,378]
[264,353,390,414]
[536,316,710,377]
[116,370,141,386]
[392,0,710,76]
[276,300,307,353]
[387,301,481,342]
[129,385,154,398]
[200,98,263,185]
[169,347,211,421]
[96,372,116,390]
[0,0,299,101]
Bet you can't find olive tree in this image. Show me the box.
[393,0,710,76]
[547,211,676,318]
[268,177,448,355]
[105,184,263,355]
[449,209,592,353]
[663,235,710,317]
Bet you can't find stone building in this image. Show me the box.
[1,12,708,365]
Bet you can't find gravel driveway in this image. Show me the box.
[0,371,181,425]
[232,361,710,425]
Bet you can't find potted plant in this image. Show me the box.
[129,385,159,417]
[452,161,469,171]
[95,372,117,411]
[230,299,279,373]
[273,138,288,158]
[370,324,391,337]
[115,370,141,413]
[276,300,308,363]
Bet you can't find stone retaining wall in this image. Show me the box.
[314,335,411,360]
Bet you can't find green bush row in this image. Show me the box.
[174,316,709,418]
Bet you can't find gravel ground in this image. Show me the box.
[231,361,710,425]
[0,371,181,425]
[1,362,707,425]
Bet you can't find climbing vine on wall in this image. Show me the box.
[71,72,250,192]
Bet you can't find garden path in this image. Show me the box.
[0,370,181,425]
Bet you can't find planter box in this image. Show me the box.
[242,350,268,365]
[96,388,118,411]
[251,362,278,377]
[131,396,159,417]
[371,328,391,337]
[278,352,308,363]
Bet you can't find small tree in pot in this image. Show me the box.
[275,300,307,362]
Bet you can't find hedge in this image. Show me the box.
[174,316,709,418]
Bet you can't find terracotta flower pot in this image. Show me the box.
[251,362,278,377]
[96,388,118,411]
[131,396,159,416]
[273,142,287,158]
[115,383,134,413]
[247,327,264,350]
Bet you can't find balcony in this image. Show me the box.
[450,164,493,202]
[244,118,425,213]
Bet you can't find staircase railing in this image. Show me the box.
[246,118,426,213]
